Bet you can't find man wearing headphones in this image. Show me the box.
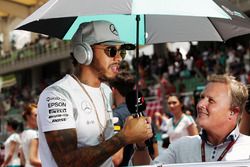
[37,20,153,167]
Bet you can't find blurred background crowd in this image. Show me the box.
[0,34,250,130]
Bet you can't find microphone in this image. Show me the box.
[125,90,153,147]
[125,90,146,118]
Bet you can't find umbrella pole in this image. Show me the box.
[135,15,140,114]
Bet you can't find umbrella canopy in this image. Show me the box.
[15,0,242,45]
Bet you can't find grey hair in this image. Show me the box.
[207,74,248,115]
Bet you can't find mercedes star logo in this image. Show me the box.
[109,24,118,36]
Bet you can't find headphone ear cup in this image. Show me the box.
[73,42,93,65]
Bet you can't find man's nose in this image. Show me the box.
[197,98,207,109]
[114,54,123,62]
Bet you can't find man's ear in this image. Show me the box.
[230,106,240,117]
[232,106,240,113]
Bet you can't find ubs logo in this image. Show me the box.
[109,24,118,36]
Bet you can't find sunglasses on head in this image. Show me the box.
[93,45,127,59]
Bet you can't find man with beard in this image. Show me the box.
[132,74,250,165]
[37,20,153,167]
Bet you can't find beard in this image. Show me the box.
[92,58,118,83]
[99,73,113,83]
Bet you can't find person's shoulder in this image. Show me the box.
[22,129,37,135]
[113,104,130,118]
[238,133,250,143]
[167,117,173,123]
[183,114,194,120]
[166,135,201,159]
[40,74,76,96]
[171,135,200,147]
[11,132,20,138]
[9,133,21,142]
[100,82,112,101]
[183,114,196,123]
[49,74,76,90]
[101,82,112,92]
[21,129,37,141]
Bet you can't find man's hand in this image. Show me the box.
[121,116,153,144]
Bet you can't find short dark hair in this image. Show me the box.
[7,119,21,131]
[109,71,135,97]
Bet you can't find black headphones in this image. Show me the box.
[72,42,93,65]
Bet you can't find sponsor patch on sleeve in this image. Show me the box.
[46,96,69,123]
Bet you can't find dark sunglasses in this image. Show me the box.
[93,46,127,59]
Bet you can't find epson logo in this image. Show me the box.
[48,102,66,108]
